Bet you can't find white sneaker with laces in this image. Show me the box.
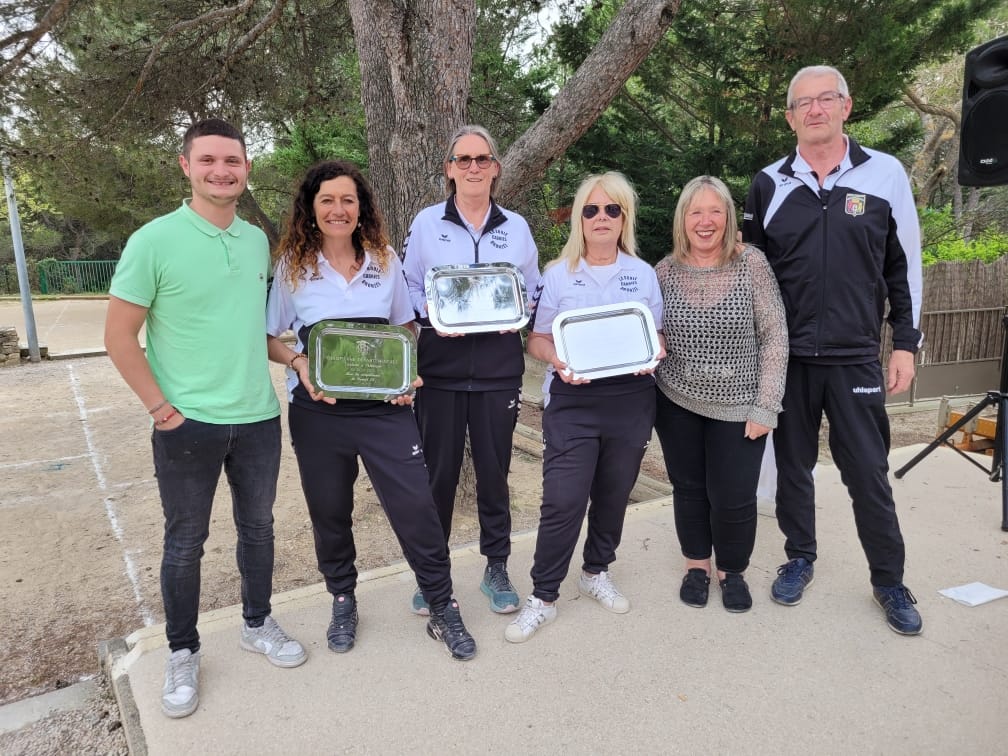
[162,648,200,719]
[240,615,307,668]
[579,570,630,613]
[504,596,557,643]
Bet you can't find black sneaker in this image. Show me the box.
[873,585,923,635]
[426,599,477,661]
[679,569,710,608]
[327,593,358,653]
[771,557,814,605]
[719,572,752,613]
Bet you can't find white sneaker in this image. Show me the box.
[161,648,200,719]
[240,615,307,668]
[504,596,557,643]
[579,570,630,613]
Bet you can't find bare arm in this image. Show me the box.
[104,296,182,427]
[266,333,333,404]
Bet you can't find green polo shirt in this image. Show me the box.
[110,201,280,424]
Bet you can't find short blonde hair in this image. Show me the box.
[672,175,740,267]
[555,171,639,272]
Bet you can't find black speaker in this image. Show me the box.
[959,35,1008,187]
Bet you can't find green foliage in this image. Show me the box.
[547,0,1002,263]
[920,207,1008,265]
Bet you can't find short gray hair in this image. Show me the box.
[786,65,850,109]
[442,125,502,198]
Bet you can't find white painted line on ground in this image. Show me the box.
[67,363,155,627]
[0,453,90,471]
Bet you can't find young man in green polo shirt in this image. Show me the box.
[105,119,306,719]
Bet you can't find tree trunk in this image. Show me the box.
[348,0,683,509]
[497,0,683,205]
[348,0,476,250]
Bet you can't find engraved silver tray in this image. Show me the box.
[424,262,530,334]
[551,302,660,380]
[306,320,417,400]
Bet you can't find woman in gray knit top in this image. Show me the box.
[654,175,788,612]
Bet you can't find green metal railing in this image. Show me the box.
[38,260,118,294]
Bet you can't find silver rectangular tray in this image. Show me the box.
[306,320,417,400]
[551,302,660,380]
[424,262,530,334]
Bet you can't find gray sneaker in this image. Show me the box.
[240,615,307,668]
[161,648,200,719]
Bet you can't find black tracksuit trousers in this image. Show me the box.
[774,360,906,586]
[530,387,655,602]
[288,404,454,607]
[413,386,519,562]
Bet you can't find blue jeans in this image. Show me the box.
[151,416,281,652]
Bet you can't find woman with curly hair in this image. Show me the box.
[266,160,477,661]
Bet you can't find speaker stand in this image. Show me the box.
[894,316,1008,530]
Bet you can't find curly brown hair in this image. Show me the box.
[275,160,392,289]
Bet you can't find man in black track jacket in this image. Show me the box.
[742,65,924,635]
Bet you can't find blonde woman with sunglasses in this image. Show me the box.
[506,171,665,643]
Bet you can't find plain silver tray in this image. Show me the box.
[425,262,530,334]
[551,302,660,380]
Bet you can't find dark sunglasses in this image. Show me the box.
[581,203,623,220]
[449,154,496,169]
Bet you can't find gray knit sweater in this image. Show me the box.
[655,245,788,428]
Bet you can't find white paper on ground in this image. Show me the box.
[937,582,1008,606]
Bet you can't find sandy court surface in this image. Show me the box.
[0,356,547,704]
[0,299,945,707]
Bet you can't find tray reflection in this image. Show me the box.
[307,320,417,400]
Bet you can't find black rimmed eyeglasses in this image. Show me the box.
[449,154,496,169]
[581,203,622,220]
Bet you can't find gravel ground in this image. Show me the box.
[0,677,127,755]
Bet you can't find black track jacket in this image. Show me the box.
[742,137,922,363]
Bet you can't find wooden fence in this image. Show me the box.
[884,256,1008,402]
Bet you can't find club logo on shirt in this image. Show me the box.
[619,274,640,293]
[362,263,381,288]
[490,229,509,249]
[612,276,637,292]
[845,194,866,217]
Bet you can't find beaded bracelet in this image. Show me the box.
[155,409,178,426]
[288,353,307,370]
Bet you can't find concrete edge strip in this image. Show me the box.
[0,679,99,736]
[99,638,147,756]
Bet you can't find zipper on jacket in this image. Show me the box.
[814,186,831,357]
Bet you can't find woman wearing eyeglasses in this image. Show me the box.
[402,125,541,617]
[505,171,665,643]
[653,175,788,613]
